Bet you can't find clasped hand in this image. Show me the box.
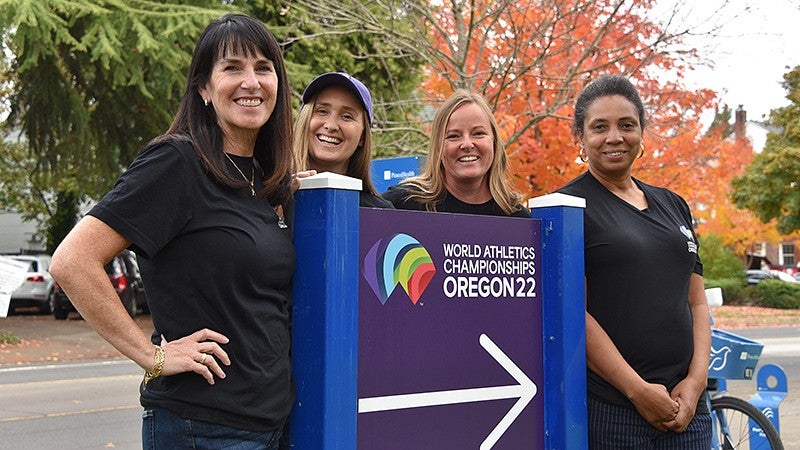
[662,378,704,433]
[631,379,702,433]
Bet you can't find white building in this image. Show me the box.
[0,212,44,254]
[733,106,782,153]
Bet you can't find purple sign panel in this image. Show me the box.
[358,209,543,449]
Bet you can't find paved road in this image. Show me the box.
[0,359,142,449]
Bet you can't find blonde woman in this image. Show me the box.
[294,72,392,208]
[383,90,528,217]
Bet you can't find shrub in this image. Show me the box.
[0,331,21,345]
[704,278,747,305]
[698,234,746,280]
[753,280,800,309]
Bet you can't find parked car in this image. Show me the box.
[9,254,56,314]
[745,269,777,285]
[745,269,800,285]
[53,250,147,320]
[772,270,800,283]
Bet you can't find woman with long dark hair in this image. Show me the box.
[51,14,296,448]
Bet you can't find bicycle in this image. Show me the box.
[707,329,784,450]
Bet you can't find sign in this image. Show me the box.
[358,209,543,449]
[369,156,425,194]
[0,255,31,318]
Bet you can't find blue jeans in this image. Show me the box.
[142,406,283,450]
[588,396,712,450]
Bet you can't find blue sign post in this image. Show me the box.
[291,174,587,449]
[291,173,361,449]
[529,193,588,449]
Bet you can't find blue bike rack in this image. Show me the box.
[748,363,787,446]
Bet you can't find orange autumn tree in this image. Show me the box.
[640,117,780,254]
[291,0,718,160]
[286,0,765,251]
[417,0,769,251]
[415,0,718,194]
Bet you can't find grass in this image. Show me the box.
[0,331,21,345]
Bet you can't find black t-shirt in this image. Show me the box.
[382,184,530,217]
[558,171,704,410]
[360,190,394,209]
[89,138,295,432]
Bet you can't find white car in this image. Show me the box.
[9,254,56,314]
[772,270,800,283]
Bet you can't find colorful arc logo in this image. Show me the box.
[363,233,436,305]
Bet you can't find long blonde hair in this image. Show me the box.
[292,98,379,196]
[400,90,522,214]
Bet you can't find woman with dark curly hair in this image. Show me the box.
[558,75,711,449]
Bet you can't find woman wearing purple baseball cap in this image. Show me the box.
[293,72,393,208]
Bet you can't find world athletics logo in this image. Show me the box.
[363,233,436,305]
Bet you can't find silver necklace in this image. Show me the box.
[224,152,255,196]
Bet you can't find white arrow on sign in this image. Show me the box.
[357,333,537,450]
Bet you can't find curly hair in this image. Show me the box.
[572,75,646,137]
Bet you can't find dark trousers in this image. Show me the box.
[588,395,712,450]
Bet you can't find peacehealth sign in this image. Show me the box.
[289,173,587,450]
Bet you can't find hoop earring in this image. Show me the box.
[579,147,587,163]
[638,144,645,159]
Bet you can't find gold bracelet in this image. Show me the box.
[143,346,165,386]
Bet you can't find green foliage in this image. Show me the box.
[2,0,233,189]
[0,331,21,345]
[706,106,733,139]
[0,0,233,248]
[0,141,41,213]
[704,276,800,309]
[698,234,746,280]
[752,279,800,309]
[45,190,78,254]
[703,278,747,306]
[731,66,800,234]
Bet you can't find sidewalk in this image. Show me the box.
[0,312,154,366]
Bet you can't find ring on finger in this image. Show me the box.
[199,353,208,364]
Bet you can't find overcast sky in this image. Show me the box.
[667,0,800,122]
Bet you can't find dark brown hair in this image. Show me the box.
[155,13,294,207]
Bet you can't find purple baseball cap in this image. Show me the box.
[301,72,373,124]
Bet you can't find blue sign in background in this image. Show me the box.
[357,209,543,449]
[369,156,426,194]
